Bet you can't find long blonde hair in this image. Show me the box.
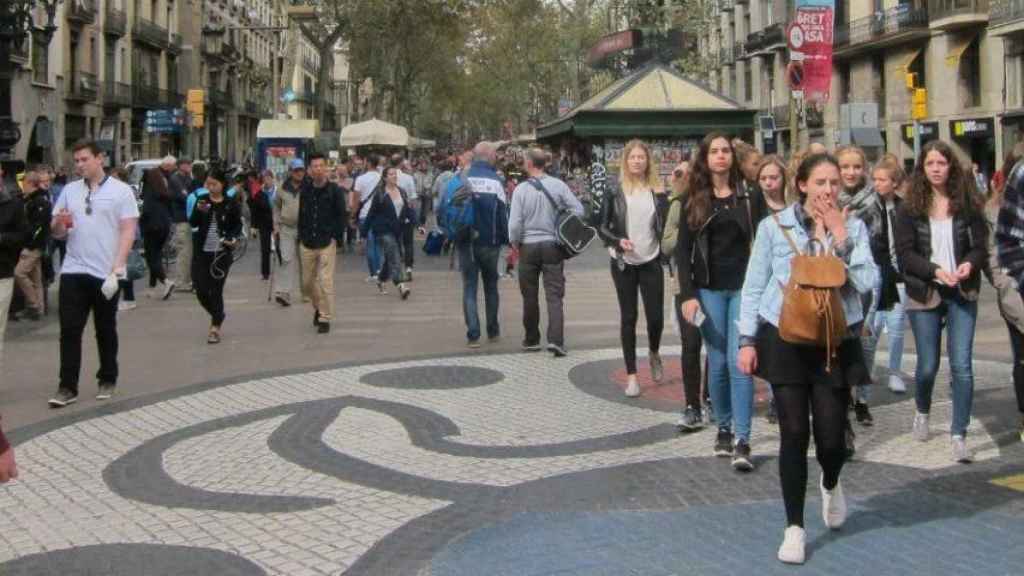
[619,139,661,194]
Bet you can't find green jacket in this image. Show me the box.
[661,189,685,258]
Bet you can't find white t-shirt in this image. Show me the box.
[355,170,382,220]
[398,170,417,200]
[55,176,139,280]
[929,217,957,277]
[623,191,660,266]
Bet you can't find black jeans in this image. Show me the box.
[610,257,664,374]
[59,273,119,393]
[1007,320,1024,414]
[519,242,566,347]
[193,251,232,326]
[119,278,134,301]
[143,227,169,287]
[402,224,415,269]
[258,226,272,280]
[673,293,703,410]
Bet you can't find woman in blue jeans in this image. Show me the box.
[894,140,988,464]
[676,132,768,471]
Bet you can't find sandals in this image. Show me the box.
[207,326,221,344]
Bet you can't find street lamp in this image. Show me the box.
[0,0,62,157]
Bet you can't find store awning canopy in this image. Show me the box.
[945,33,979,68]
[850,128,886,148]
[538,63,754,140]
[897,48,923,73]
[339,118,410,147]
[408,136,437,149]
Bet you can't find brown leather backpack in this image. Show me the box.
[773,214,848,371]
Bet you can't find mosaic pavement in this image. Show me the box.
[2,349,1023,575]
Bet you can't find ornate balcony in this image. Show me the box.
[929,0,989,29]
[67,71,99,102]
[991,0,1024,32]
[105,6,127,37]
[132,81,161,108]
[834,5,930,58]
[133,17,169,50]
[67,0,97,26]
[209,88,234,109]
[103,80,131,108]
[167,33,183,54]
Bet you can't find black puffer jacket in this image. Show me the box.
[0,187,27,278]
[596,187,668,254]
[22,189,52,251]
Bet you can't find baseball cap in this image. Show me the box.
[290,158,305,170]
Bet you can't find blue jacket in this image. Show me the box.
[738,203,878,341]
[445,161,508,247]
[186,186,238,223]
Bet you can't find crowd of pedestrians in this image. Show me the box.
[3,130,1024,567]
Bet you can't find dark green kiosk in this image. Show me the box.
[537,63,756,213]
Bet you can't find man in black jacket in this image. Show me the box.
[299,154,347,334]
[0,162,28,355]
[14,169,52,320]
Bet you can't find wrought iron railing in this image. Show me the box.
[834,5,930,47]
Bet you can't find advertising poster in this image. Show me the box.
[786,0,835,105]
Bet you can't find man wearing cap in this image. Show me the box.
[272,158,306,306]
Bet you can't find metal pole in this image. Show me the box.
[789,93,798,155]
[913,119,921,166]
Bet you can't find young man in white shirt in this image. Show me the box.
[48,141,139,407]
[352,154,382,281]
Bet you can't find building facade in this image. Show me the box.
[701,0,1014,176]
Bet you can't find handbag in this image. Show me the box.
[528,178,597,259]
[773,213,848,370]
[126,249,147,281]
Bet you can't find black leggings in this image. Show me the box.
[258,226,272,280]
[610,258,664,374]
[143,228,169,287]
[673,292,703,409]
[773,383,849,528]
[193,251,232,327]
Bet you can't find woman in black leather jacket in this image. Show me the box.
[894,140,987,464]
[597,139,668,398]
[190,169,243,344]
[675,132,767,472]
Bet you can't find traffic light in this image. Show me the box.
[912,88,927,120]
[187,89,205,129]
[905,72,917,90]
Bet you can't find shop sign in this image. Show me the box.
[901,122,938,142]
[586,30,639,65]
[951,118,993,139]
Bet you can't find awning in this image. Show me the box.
[850,128,885,148]
[339,118,410,147]
[897,48,923,73]
[256,119,320,139]
[946,33,978,68]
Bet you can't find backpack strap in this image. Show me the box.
[771,212,802,256]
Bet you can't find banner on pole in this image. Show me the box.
[787,0,834,105]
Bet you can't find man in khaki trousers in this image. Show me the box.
[298,154,347,334]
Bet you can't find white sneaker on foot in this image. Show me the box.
[951,435,973,464]
[118,301,137,311]
[777,526,806,564]
[820,475,847,529]
[888,374,906,393]
[912,412,930,442]
[624,376,640,398]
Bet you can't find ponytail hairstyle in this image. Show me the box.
[685,131,744,230]
[905,140,982,218]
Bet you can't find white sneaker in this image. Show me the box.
[912,412,930,442]
[777,526,806,564]
[820,475,847,529]
[951,435,973,464]
[888,374,907,393]
[624,376,641,398]
[161,281,176,301]
[118,301,137,311]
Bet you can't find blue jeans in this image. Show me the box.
[697,288,753,442]
[362,225,381,276]
[458,243,501,342]
[860,283,907,402]
[907,296,977,437]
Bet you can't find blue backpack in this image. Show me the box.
[441,171,477,243]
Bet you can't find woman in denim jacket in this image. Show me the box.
[737,153,878,565]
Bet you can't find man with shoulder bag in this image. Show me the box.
[508,148,586,357]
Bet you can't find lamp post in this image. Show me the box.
[0,0,62,158]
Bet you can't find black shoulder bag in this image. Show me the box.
[528,178,597,259]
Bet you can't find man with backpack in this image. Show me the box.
[509,148,583,357]
[441,142,509,348]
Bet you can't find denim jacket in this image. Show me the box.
[738,203,878,343]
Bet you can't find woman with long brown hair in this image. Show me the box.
[676,132,768,471]
[757,155,790,212]
[895,140,988,464]
[597,139,667,398]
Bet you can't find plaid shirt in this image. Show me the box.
[997,160,1024,289]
